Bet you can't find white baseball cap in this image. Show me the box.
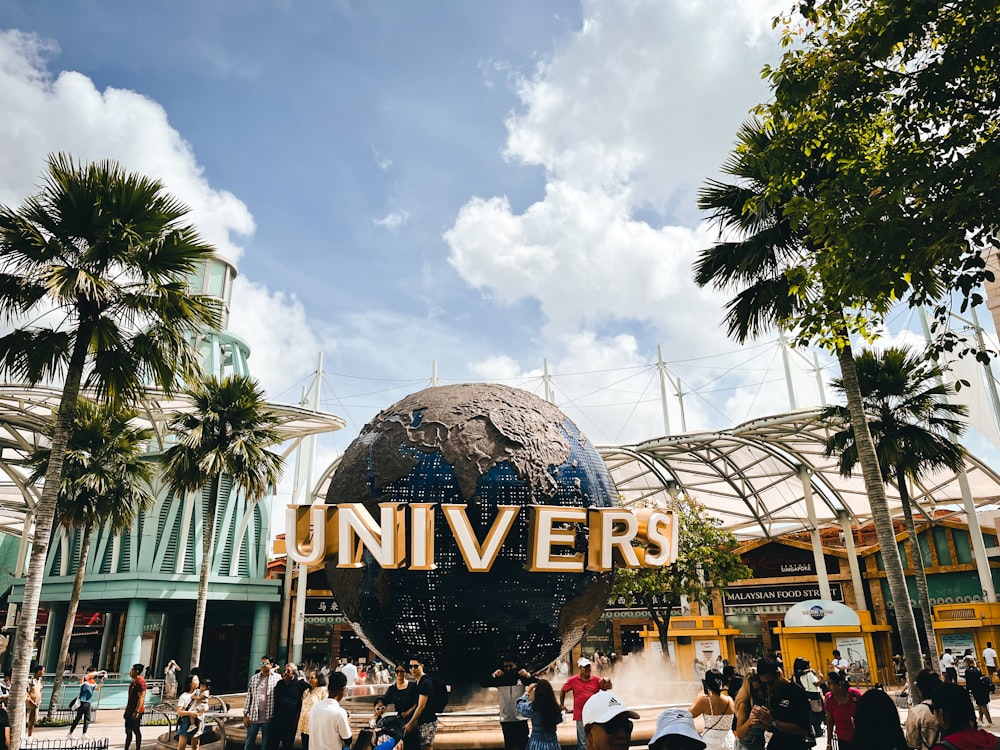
[582,690,639,727]
[578,657,592,667]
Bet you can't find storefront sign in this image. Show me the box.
[305,598,341,615]
[723,583,843,606]
[784,599,860,627]
[741,545,839,578]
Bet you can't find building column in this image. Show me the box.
[43,603,68,672]
[98,613,114,670]
[249,602,271,680]
[119,598,148,673]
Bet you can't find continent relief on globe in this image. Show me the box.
[324,383,618,683]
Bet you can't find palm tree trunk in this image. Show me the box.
[46,525,94,719]
[837,344,924,692]
[190,475,220,669]
[896,466,940,670]
[9,326,91,750]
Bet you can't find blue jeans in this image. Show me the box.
[576,720,586,750]
[245,721,270,750]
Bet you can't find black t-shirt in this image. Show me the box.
[382,682,418,716]
[767,680,810,750]
[415,675,436,725]
[272,677,309,723]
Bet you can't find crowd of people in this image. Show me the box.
[5,647,1000,750]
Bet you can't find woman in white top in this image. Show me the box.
[298,670,329,750]
[690,670,736,750]
[176,675,201,750]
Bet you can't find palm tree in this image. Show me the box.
[27,400,155,717]
[695,119,927,689]
[0,154,219,746]
[162,373,284,669]
[823,346,968,672]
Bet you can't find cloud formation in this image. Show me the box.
[0,30,254,264]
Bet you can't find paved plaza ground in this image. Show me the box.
[18,689,1000,750]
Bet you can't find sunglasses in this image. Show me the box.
[599,716,634,735]
[395,669,406,674]
[408,664,420,669]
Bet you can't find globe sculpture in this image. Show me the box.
[325,383,617,689]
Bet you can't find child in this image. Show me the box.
[191,687,211,738]
[353,727,401,750]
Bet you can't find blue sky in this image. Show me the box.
[3,0,998,493]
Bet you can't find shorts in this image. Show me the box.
[989,665,997,676]
[27,704,38,724]
[125,711,144,729]
[418,721,438,748]
[177,716,191,737]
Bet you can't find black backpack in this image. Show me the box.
[429,676,449,714]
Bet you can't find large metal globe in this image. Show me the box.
[325,383,616,688]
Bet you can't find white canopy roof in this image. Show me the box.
[0,383,346,539]
[600,408,1000,539]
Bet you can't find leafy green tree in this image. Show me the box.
[823,346,968,670]
[760,0,1000,358]
[162,373,284,669]
[613,496,750,657]
[695,118,928,689]
[27,400,155,718]
[0,154,218,747]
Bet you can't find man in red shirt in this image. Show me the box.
[124,663,147,750]
[560,658,611,750]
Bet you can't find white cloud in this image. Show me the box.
[0,29,335,407]
[0,30,253,263]
[228,277,336,401]
[445,0,787,348]
[372,147,393,171]
[374,209,411,230]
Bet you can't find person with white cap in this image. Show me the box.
[561,658,611,750]
[582,690,638,750]
[649,709,709,750]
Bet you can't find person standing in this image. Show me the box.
[515,679,562,750]
[650,708,708,750]
[852,688,907,750]
[402,657,439,750]
[25,666,43,737]
[751,658,811,750]
[689,671,735,750]
[905,670,942,750]
[829,651,849,676]
[482,657,537,750]
[940,649,957,683]
[983,642,998,679]
[340,659,359,690]
[164,659,181,700]
[560,658,608,750]
[733,674,767,750]
[930,682,998,750]
[244,657,281,750]
[124,663,147,750]
[67,668,107,738]
[299,671,329,750]
[270,663,309,750]
[377,664,417,722]
[824,671,860,750]
[581,690,638,750]
[177,675,204,750]
[962,660,992,726]
[309,672,351,750]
